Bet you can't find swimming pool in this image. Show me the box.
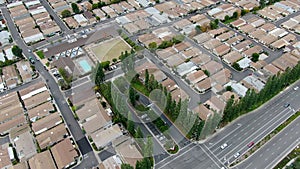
[79,60,92,73]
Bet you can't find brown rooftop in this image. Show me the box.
[193,104,213,120]
[36,123,68,149]
[29,150,56,169]
[27,102,54,122]
[51,139,78,169]
[23,91,51,110]
[32,112,62,135]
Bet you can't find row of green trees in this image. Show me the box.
[132,69,205,140]
[221,62,300,125]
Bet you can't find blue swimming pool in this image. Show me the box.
[79,60,92,73]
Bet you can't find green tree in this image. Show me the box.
[195,25,201,34]
[260,0,266,8]
[233,11,238,19]
[71,3,80,14]
[226,86,232,91]
[61,9,71,18]
[135,126,143,138]
[210,20,218,29]
[136,158,152,169]
[214,19,219,25]
[224,15,230,21]
[251,53,259,62]
[96,16,100,20]
[232,62,242,71]
[127,113,135,135]
[145,69,149,90]
[148,42,157,49]
[112,58,118,63]
[12,45,22,58]
[98,1,105,8]
[241,9,249,16]
[129,85,137,107]
[100,61,110,70]
[203,70,210,76]
[121,164,134,169]
[91,63,105,86]
[92,3,98,9]
[143,136,153,157]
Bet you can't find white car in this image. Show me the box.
[221,143,228,150]
[294,86,299,91]
[234,152,240,158]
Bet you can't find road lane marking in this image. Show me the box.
[265,139,300,169]
[208,124,242,148]
[218,109,293,160]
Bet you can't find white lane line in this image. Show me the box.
[209,124,242,148]
[265,139,300,169]
[219,109,293,159]
[157,144,197,168]
[200,145,223,169]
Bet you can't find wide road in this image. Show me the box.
[234,116,300,169]
[203,81,300,166]
[1,6,98,169]
[156,81,300,169]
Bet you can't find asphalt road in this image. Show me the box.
[0,77,42,97]
[156,81,300,169]
[234,116,300,169]
[1,6,97,169]
[203,82,300,166]
[138,93,191,148]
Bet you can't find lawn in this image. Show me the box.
[36,50,45,59]
[91,36,132,62]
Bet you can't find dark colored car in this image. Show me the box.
[29,56,35,64]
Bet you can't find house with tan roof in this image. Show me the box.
[0,146,11,169]
[27,102,55,122]
[23,91,51,110]
[114,137,143,167]
[195,78,211,93]
[36,123,68,149]
[29,150,56,169]
[2,65,20,89]
[32,112,62,135]
[186,70,207,85]
[51,138,78,169]
[193,104,213,121]
[201,60,223,76]
[13,131,37,161]
[161,78,177,92]
[204,96,226,113]
[91,124,123,149]
[171,88,188,102]
[213,44,231,57]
